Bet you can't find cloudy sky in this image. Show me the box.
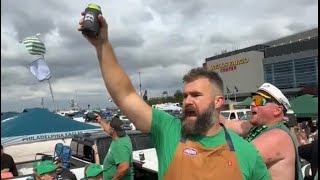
[1,0,318,112]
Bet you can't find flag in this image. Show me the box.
[28,58,51,81]
[21,36,46,56]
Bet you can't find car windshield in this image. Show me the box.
[239,111,252,120]
[221,112,229,119]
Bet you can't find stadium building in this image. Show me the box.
[204,28,318,102]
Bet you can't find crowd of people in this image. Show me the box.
[296,121,318,180]
[1,12,318,180]
[295,120,318,145]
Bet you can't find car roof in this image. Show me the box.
[72,130,143,142]
[221,109,251,113]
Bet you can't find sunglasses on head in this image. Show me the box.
[252,95,277,106]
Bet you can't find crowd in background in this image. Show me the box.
[295,120,318,145]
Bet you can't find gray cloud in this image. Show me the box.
[111,33,145,48]
[1,0,67,40]
[1,0,318,112]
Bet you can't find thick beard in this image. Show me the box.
[181,103,215,137]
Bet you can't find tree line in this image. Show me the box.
[145,90,183,106]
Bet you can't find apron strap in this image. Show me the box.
[220,123,235,151]
[180,135,187,143]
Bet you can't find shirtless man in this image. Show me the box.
[223,83,303,180]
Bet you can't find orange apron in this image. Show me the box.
[163,124,243,180]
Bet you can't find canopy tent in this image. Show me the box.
[236,97,252,106]
[289,94,318,118]
[1,111,20,121]
[1,108,101,146]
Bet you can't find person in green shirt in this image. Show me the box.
[36,160,57,180]
[95,115,134,180]
[81,163,104,180]
[78,14,270,180]
[26,161,41,180]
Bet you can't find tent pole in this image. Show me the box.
[47,78,57,112]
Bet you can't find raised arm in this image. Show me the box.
[220,115,252,137]
[92,144,100,164]
[79,14,152,133]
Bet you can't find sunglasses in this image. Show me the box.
[252,95,276,106]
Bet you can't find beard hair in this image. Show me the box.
[181,102,215,137]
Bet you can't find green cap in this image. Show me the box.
[36,160,57,175]
[86,164,104,178]
[32,161,41,170]
[87,4,101,11]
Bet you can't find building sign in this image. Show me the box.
[1,129,101,146]
[21,131,84,142]
[209,58,249,73]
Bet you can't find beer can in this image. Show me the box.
[139,151,145,161]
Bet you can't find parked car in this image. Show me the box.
[70,130,157,179]
[9,130,158,180]
[220,109,251,120]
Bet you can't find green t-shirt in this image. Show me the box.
[150,108,270,180]
[103,135,134,180]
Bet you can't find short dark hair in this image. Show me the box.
[183,67,224,95]
[110,116,126,137]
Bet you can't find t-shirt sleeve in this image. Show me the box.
[113,144,131,165]
[9,156,18,176]
[251,153,271,180]
[150,108,180,148]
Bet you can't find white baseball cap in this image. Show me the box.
[252,83,291,111]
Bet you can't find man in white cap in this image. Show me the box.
[244,83,303,180]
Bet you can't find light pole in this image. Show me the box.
[41,97,44,108]
[138,72,142,97]
[226,87,231,100]
[234,86,238,102]
[74,90,78,109]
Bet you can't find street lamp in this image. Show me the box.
[234,86,238,102]
[138,72,142,97]
[226,87,231,100]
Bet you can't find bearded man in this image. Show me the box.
[78,13,270,180]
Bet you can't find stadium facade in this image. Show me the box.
[204,28,318,101]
